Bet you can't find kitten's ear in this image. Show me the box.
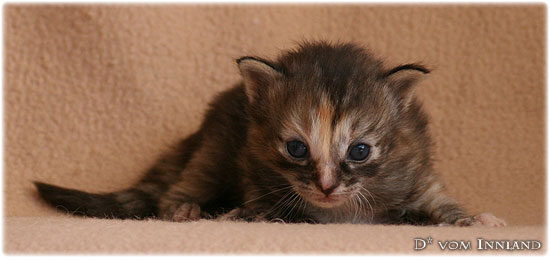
[237,57,282,103]
[385,63,430,106]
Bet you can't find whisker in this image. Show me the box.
[356,193,365,224]
[352,195,359,223]
[361,186,388,214]
[347,198,353,219]
[358,190,374,223]
[287,193,302,219]
[243,185,294,205]
[280,192,300,220]
[265,190,294,218]
[300,196,307,216]
[289,194,303,221]
[360,186,378,206]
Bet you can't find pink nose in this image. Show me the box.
[316,181,338,196]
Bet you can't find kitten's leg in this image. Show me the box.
[437,213,506,227]
[159,177,212,222]
[159,175,217,222]
[450,212,506,227]
[469,213,506,227]
[158,154,220,222]
[411,182,505,227]
[216,207,269,222]
[171,202,202,221]
[216,208,244,221]
[426,195,471,226]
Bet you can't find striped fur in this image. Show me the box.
[35,41,486,226]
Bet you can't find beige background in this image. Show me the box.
[4,5,545,226]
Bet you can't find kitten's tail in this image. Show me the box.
[33,181,159,219]
[34,132,203,219]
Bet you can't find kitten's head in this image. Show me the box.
[238,42,431,210]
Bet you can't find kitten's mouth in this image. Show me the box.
[315,196,338,203]
[292,186,350,208]
[306,193,349,208]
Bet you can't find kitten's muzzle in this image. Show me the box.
[302,184,348,208]
[315,181,338,196]
[308,191,348,208]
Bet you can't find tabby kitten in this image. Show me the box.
[35,41,505,226]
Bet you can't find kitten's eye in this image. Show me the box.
[348,143,371,161]
[286,140,308,159]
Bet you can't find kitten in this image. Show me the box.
[34,41,505,226]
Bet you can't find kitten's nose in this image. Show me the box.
[317,164,338,196]
[316,181,338,196]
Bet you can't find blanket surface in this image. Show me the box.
[4,216,545,254]
[3,4,545,254]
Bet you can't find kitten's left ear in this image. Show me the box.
[385,63,430,106]
[237,57,282,103]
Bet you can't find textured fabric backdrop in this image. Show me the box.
[4,4,544,229]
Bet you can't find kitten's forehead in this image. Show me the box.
[309,95,334,161]
[272,43,394,162]
[281,93,380,159]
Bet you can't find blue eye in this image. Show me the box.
[348,144,370,161]
[286,140,308,159]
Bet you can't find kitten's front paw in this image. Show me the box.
[171,203,201,222]
[453,217,475,226]
[471,213,506,227]
[216,207,267,222]
[217,208,244,221]
[453,213,506,227]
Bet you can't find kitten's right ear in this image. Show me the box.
[385,63,431,106]
[237,57,282,103]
